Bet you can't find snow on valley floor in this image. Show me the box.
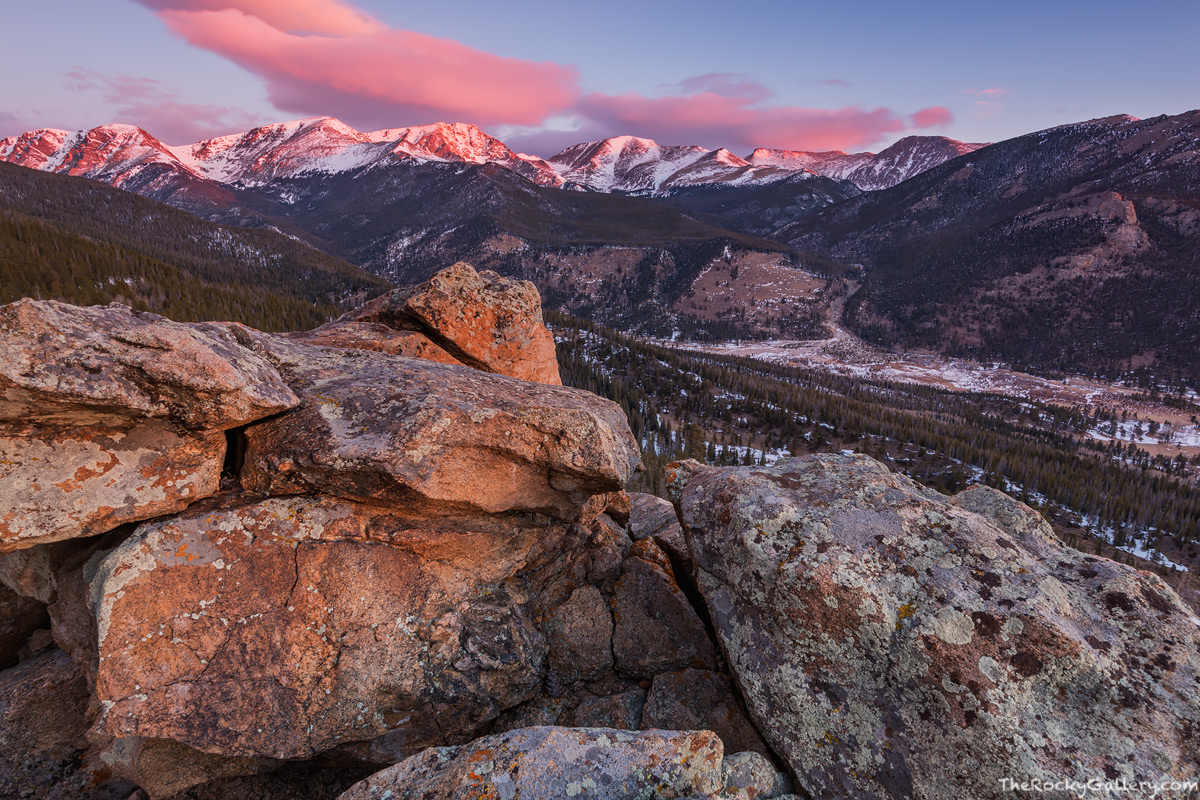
[657,335,1200,455]
[643,331,1200,572]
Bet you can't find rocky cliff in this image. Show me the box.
[1,265,1196,800]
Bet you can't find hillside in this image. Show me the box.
[0,162,391,330]
[781,110,1200,385]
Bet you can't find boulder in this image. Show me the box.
[0,299,299,552]
[240,337,638,520]
[628,491,692,570]
[670,454,1200,800]
[337,727,725,800]
[0,422,224,552]
[612,539,717,678]
[0,300,297,429]
[88,494,568,775]
[291,320,462,365]
[642,669,769,757]
[342,262,561,385]
[545,585,613,684]
[719,751,793,800]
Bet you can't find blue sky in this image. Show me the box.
[2,0,1197,155]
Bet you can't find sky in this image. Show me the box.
[2,0,1198,157]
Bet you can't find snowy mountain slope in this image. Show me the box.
[0,124,200,194]
[546,136,805,193]
[0,117,567,192]
[749,136,987,191]
[1,118,979,201]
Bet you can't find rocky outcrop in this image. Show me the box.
[0,300,299,552]
[670,454,1200,800]
[338,727,726,800]
[0,270,748,799]
[342,262,562,385]
[239,334,635,520]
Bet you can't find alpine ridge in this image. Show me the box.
[0,118,569,193]
[0,119,981,196]
[748,135,988,191]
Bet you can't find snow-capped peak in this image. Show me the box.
[747,136,987,191]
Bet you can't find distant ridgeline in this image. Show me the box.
[0,162,391,331]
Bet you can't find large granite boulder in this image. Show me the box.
[670,454,1200,800]
[342,262,561,385]
[0,421,225,553]
[0,300,297,429]
[239,336,637,520]
[88,496,570,770]
[0,300,298,552]
[337,727,725,800]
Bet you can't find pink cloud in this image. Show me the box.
[960,87,1009,97]
[136,0,381,35]
[128,0,955,153]
[141,2,577,128]
[64,68,264,143]
[575,91,950,153]
[910,106,952,128]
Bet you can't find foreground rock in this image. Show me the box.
[90,496,568,769]
[0,299,297,429]
[343,262,562,385]
[0,300,298,552]
[338,727,724,800]
[671,454,1200,800]
[240,336,637,520]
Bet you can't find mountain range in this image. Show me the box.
[4,110,1200,383]
[0,118,978,197]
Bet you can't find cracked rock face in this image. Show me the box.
[290,321,463,365]
[0,422,225,553]
[89,495,565,768]
[0,300,299,553]
[670,454,1200,800]
[342,262,562,385]
[337,727,725,800]
[240,336,638,520]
